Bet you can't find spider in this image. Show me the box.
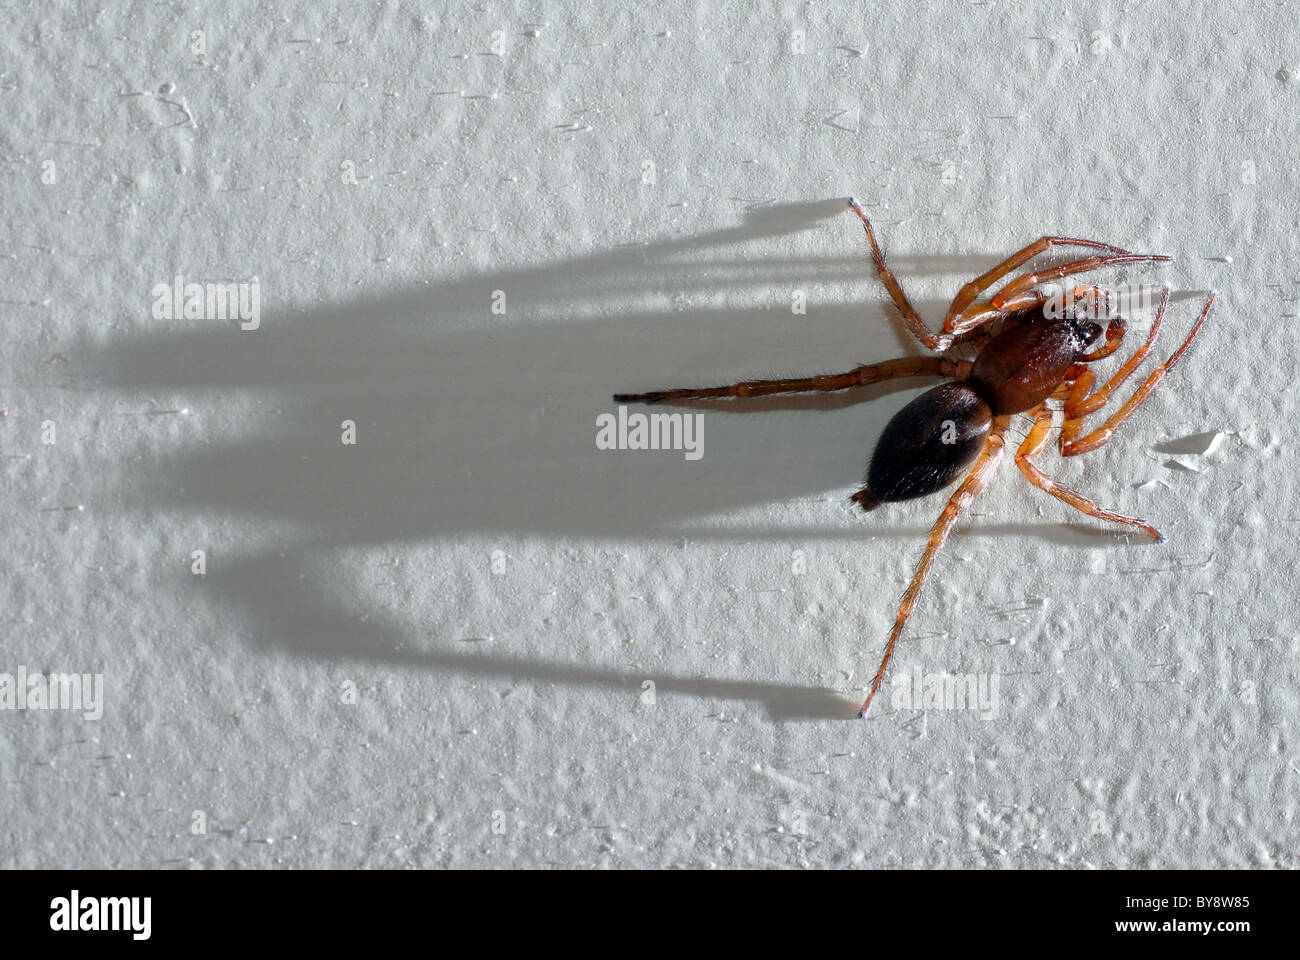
[614,197,1215,719]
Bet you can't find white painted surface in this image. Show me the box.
[2,2,1294,867]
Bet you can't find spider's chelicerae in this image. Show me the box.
[614,198,1216,718]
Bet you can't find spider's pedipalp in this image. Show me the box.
[1077,316,1128,362]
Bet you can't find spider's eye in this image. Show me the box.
[1077,321,1103,346]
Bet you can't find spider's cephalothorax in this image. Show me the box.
[614,197,1214,718]
[853,315,1106,511]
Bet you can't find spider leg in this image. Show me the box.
[1016,404,1164,541]
[847,199,1150,349]
[944,240,1131,336]
[613,355,968,404]
[990,253,1172,314]
[847,198,951,352]
[1061,292,1214,457]
[1060,286,1170,449]
[857,414,1012,718]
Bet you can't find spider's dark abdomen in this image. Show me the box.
[969,318,1093,413]
[854,382,993,510]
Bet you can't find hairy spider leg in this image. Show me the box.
[1061,286,1169,448]
[847,198,1130,351]
[612,356,969,404]
[944,249,1132,338]
[991,253,1173,314]
[857,414,1012,718]
[1061,293,1214,457]
[1016,403,1164,541]
[1060,287,1168,446]
[846,198,945,351]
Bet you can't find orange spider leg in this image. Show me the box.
[612,355,969,404]
[1060,286,1171,448]
[858,414,1012,717]
[1016,404,1164,541]
[991,253,1172,314]
[848,198,1157,350]
[952,282,1124,347]
[847,197,951,352]
[1061,292,1214,457]
[945,251,1128,336]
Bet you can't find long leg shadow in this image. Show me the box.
[204,549,855,721]
[75,198,1165,719]
[80,199,984,544]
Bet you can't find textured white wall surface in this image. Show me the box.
[2,2,1296,868]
